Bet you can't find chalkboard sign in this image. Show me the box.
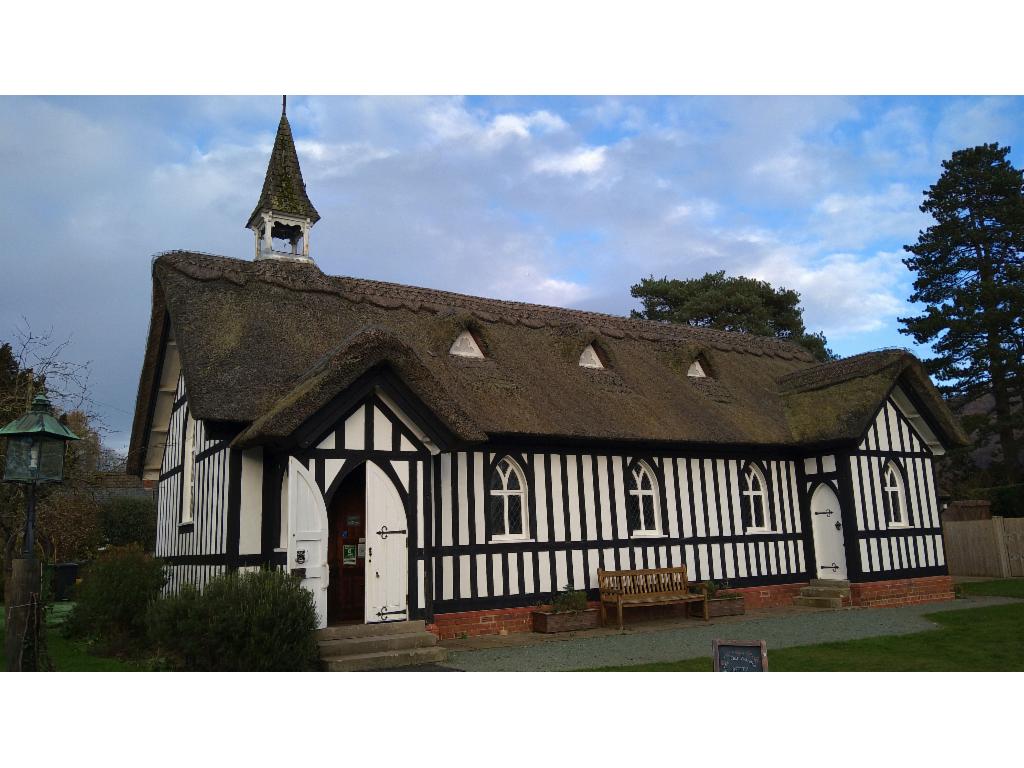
[713,639,768,672]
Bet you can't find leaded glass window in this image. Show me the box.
[490,456,528,540]
[627,461,661,535]
[742,463,769,531]
[883,462,907,526]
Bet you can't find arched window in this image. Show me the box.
[626,460,661,536]
[741,463,770,531]
[882,462,907,526]
[489,456,528,540]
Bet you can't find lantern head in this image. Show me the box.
[0,392,80,483]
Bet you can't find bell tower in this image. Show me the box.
[247,96,321,263]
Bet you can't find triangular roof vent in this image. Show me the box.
[579,343,605,369]
[449,330,484,359]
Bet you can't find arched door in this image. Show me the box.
[327,468,366,623]
[286,457,329,629]
[365,462,409,623]
[810,483,848,580]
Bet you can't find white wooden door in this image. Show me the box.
[365,462,409,623]
[287,457,330,629]
[810,483,848,580]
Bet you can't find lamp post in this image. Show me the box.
[1,390,79,671]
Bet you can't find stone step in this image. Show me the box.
[793,595,843,609]
[800,586,851,599]
[809,578,850,588]
[322,645,448,671]
[317,619,426,641]
[319,631,437,657]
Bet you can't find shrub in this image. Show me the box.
[63,545,166,654]
[147,569,320,671]
[99,497,157,551]
[551,585,588,613]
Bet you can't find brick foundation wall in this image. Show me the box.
[426,582,808,639]
[426,576,955,638]
[723,583,806,609]
[849,575,955,608]
[427,606,537,640]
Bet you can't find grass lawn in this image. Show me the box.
[958,578,1024,599]
[1,603,141,672]
[592,602,1024,671]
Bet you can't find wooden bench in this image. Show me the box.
[598,566,709,629]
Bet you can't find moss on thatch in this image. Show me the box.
[127,251,966,470]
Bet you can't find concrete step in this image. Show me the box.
[793,595,842,609]
[800,586,851,599]
[809,578,850,588]
[319,631,437,657]
[322,645,448,671]
[317,619,426,641]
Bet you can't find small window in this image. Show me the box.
[882,462,908,527]
[489,457,528,541]
[579,343,605,369]
[180,413,196,524]
[687,359,707,377]
[449,329,484,358]
[626,460,662,536]
[741,463,770,532]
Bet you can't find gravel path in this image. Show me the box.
[445,596,1019,671]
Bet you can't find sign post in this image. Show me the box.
[712,639,768,672]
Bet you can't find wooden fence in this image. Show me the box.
[942,517,1024,578]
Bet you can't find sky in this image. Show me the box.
[2,95,1023,453]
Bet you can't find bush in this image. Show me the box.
[551,585,588,613]
[147,569,320,671]
[64,545,166,654]
[99,497,157,551]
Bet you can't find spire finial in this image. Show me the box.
[282,95,287,115]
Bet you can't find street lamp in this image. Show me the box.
[1,390,79,671]
[1,391,80,555]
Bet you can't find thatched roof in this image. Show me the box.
[780,350,968,447]
[126,251,967,473]
[245,111,320,229]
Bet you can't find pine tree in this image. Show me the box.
[901,143,1024,484]
[630,270,835,361]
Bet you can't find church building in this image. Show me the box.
[128,104,967,636]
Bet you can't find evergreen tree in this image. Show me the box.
[901,143,1024,483]
[630,270,835,361]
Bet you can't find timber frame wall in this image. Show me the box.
[153,377,949,621]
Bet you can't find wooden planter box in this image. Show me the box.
[532,608,600,633]
[691,596,745,618]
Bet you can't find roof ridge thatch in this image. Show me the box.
[154,250,817,363]
[776,349,909,394]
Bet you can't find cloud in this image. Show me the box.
[531,145,607,175]
[811,183,926,250]
[4,95,1023,451]
[666,198,718,221]
[748,248,910,338]
[488,263,591,306]
[484,110,567,144]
